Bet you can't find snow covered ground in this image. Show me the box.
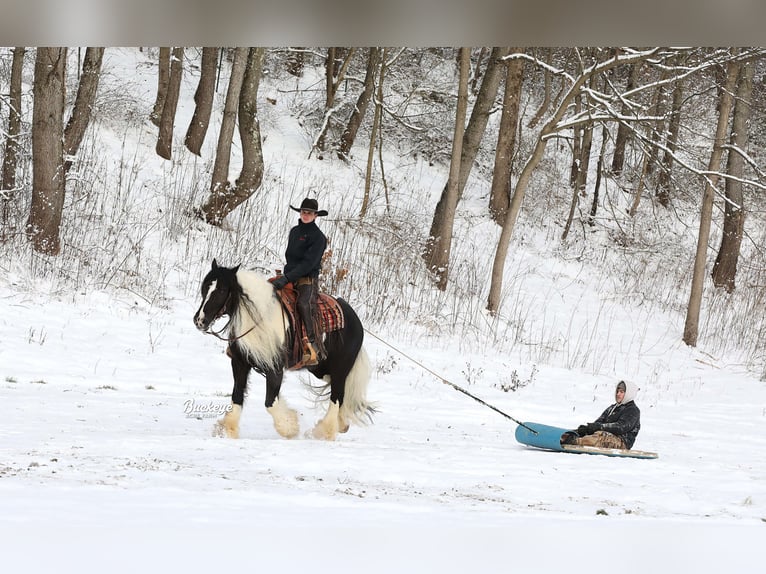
[1,277,764,571]
[1,48,764,571]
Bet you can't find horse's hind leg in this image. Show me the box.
[311,399,341,441]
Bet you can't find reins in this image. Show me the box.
[206,322,256,343]
[364,328,538,435]
[203,291,256,343]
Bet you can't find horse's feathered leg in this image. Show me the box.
[311,399,340,440]
[213,345,249,438]
[264,369,300,439]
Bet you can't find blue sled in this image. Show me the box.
[515,422,658,459]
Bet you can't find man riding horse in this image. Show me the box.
[270,197,328,367]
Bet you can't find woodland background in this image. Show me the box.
[1,47,765,378]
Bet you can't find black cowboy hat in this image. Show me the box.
[290,197,328,216]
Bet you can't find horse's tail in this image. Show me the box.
[340,345,376,426]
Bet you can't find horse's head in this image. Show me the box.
[193,259,241,332]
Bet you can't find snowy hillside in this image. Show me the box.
[1,48,764,572]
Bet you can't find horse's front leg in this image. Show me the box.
[213,346,249,439]
[265,369,300,439]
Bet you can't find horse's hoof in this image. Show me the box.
[213,420,238,438]
[311,424,337,441]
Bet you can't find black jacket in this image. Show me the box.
[594,400,641,449]
[283,219,327,282]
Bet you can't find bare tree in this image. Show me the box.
[26,47,67,255]
[527,48,552,129]
[156,47,184,160]
[683,56,740,347]
[712,59,754,293]
[185,47,219,156]
[286,48,305,77]
[422,47,470,290]
[361,49,388,219]
[489,47,525,224]
[427,46,509,248]
[656,67,685,206]
[150,47,170,127]
[568,90,583,188]
[200,47,248,222]
[487,48,664,314]
[313,47,356,155]
[470,47,488,93]
[610,61,642,176]
[588,123,610,226]
[338,47,381,160]
[628,68,671,217]
[198,48,266,224]
[1,46,25,239]
[562,75,595,240]
[63,47,104,174]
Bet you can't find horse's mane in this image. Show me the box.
[230,270,287,371]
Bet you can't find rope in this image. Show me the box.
[364,328,538,434]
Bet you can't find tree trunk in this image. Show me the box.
[198,47,249,224]
[644,78,667,177]
[286,48,304,77]
[470,47,488,93]
[562,105,593,240]
[150,47,170,127]
[229,48,266,198]
[527,48,552,129]
[63,47,104,174]
[1,46,25,238]
[314,47,356,156]
[338,47,381,160]
[199,48,266,223]
[422,47,470,290]
[26,47,67,255]
[588,124,609,225]
[712,59,753,293]
[656,75,684,206]
[569,94,582,188]
[683,56,740,347]
[629,67,669,217]
[611,61,641,176]
[628,151,651,217]
[427,46,509,242]
[489,48,525,224]
[185,47,219,156]
[156,47,184,160]
[361,49,387,219]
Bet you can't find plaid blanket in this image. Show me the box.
[273,282,345,368]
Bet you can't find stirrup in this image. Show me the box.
[301,338,319,366]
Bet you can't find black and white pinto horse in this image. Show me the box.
[193,259,374,440]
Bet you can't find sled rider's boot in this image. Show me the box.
[560,431,579,446]
[302,337,319,366]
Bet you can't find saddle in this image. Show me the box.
[272,280,345,370]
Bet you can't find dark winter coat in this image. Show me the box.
[594,400,641,449]
[283,219,327,283]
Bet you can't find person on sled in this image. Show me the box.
[561,380,641,449]
[270,197,328,366]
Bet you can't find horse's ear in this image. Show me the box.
[232,264,240,274]
[212,258,219,270]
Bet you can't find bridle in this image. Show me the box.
[202,289,256,343]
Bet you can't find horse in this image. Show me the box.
[193,259,374,440]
